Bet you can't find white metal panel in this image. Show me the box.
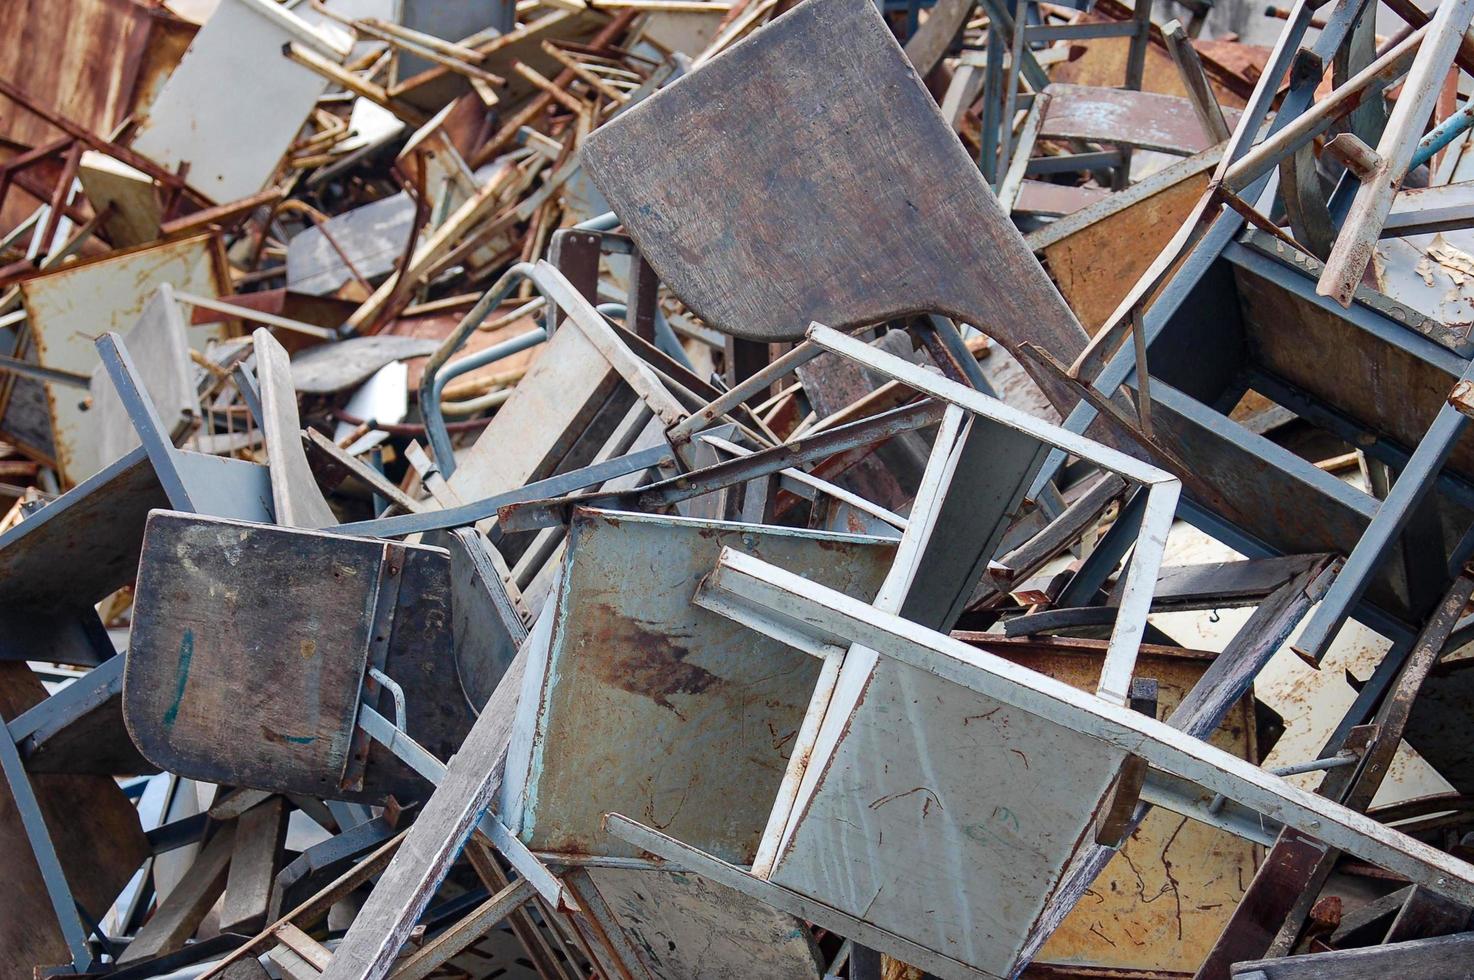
[89,286,197,468]
[20,235,228,485]
[131,0,351,203]
[768,658,1125,976]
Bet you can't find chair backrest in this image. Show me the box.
[124,511,466,802]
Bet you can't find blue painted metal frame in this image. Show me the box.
[1026,0,1474,656]
[0,711,94,972]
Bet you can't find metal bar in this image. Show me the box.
[357,707,444,787]
[1164,18,1231,142]
[497,398,947,532]
[333,442,674,538]
[668,340,822,444]
[1292,365,1474,664]
[0,353,90,388]
[418,263,537,474]
[1024,21,1137,41]
[95,330,197,513]
[1225,24,1427,193]
[387,879,535,980]
[172,291,338,340]
[0,710,92,970]
[1025,150,1124,174]
[809,324,1174,487]
[8,655,124,750]
[604,814,995,980]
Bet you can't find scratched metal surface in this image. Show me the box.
[586,867,824,979]
[502,509,894,863]
[19,234,228,486]
[768,649,1127,977]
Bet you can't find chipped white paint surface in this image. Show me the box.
[20,235,227,485]
[132,0,351,203]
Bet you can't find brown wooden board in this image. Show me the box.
[581,0,1089,411]
[1235,262,1474,483]
[124,511,469,802]
[1044,165,1212,332]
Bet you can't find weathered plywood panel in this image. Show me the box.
[20,234,229,485]
[1235,261,1474,482]
[131,0,350,203]
[1044,170,1211,332]
[125,511,461,801]
[503,510,894,863]
[587,867,823,980]
[582,0,1089,414]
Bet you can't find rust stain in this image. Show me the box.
[586,607,723,718]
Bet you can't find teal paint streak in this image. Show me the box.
[283,734,314,744]
[162,629,194,727]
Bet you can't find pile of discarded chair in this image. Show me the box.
[5,0,1474,976]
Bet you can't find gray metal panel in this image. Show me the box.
[503,509,895,863]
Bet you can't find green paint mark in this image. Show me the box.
[162,629,194,727]
[283,735,314,744]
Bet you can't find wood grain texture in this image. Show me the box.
[119,823,237,963]
[582,0,1089,412]
[222,795,290,934]
[255,328,338,529]
[320,623,530,980]
[124,511,462,801]
[1043,167,1211,332]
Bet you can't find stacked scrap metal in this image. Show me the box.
[4,0,1474,977]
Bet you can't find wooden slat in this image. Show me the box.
[118,823,237,964]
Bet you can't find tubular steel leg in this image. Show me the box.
[0,721,93,971]
[1293,365,1474,664]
